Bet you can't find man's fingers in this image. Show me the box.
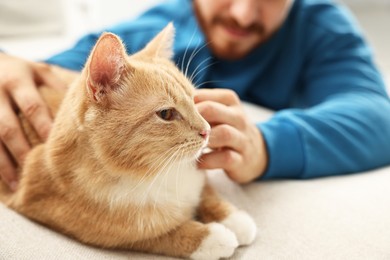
[0,142,18,191]
[196,101,245,129]
[32,62,67,90]
[0,93,31,164]
[198,149,242,172]
[9,79,53,141]
[0,119,30,164]
[194,89,240,106]
[208,124,244,152]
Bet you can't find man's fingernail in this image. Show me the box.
[10,181,18,191]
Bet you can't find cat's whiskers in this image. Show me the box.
[163,149,181,202]
[106,147,177,209]
[191,62,224,88]
[150,162,178,223]
[175,148,186,207]
[144,148,184,225]
[184,41,210,81]
[181,40,226,89]
[103,136,204,224]
[130,147,174,211]
[138,147,181,209]
[144,140,202,214]
[195,80,226,89]
[173,149,182,206]
[188,57,214,84]
[166,150,186,226]
[181,28,198,77]
[151,148,180,213]
[131,147,176,190]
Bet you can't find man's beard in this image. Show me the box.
[212,16,265,37]
[193,3,266,60]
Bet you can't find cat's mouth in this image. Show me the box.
[172,139,207,163]
[194,140,209,160]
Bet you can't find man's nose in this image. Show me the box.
[229,0,259,28]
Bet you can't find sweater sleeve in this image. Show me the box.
[259,23,390,179]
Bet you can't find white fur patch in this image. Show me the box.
[221,210,257,246]
[190,223,238,260]
[96,161,206,210]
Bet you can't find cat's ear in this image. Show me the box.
[141,22,175,59]
[86,32,127,104]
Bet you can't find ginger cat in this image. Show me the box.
[0,24,256,259]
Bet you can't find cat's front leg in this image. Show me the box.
[197,183,257,246]
[131,220,238,260]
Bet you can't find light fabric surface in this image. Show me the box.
[1,104,390,259]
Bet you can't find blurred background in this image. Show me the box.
[0,0,161,59]
[0,0,389,90]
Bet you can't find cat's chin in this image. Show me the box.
[191,147,208,164]
[179,155,199,165]
[174,149,204,165]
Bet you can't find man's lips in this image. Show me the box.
[221,24,254,38]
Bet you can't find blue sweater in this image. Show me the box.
[45,0,390,179]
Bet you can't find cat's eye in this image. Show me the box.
[156,108,177,121]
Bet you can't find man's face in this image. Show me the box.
[194,0,293,60]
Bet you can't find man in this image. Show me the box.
[1,0,390,190]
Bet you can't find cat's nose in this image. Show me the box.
[199,129,210,139]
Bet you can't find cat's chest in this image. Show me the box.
[100,163,206,209]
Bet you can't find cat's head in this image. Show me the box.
[78,23,210,176]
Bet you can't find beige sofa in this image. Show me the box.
[1,104,390,259]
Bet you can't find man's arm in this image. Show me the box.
[259,27,390,179]
[195,15,390,182]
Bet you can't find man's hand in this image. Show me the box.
[0,53,66,190]
[195,89,268,184]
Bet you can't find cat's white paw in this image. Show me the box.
[190,222,238,260]
[221,210,257,246]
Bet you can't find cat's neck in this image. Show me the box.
[80,160,206,210]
